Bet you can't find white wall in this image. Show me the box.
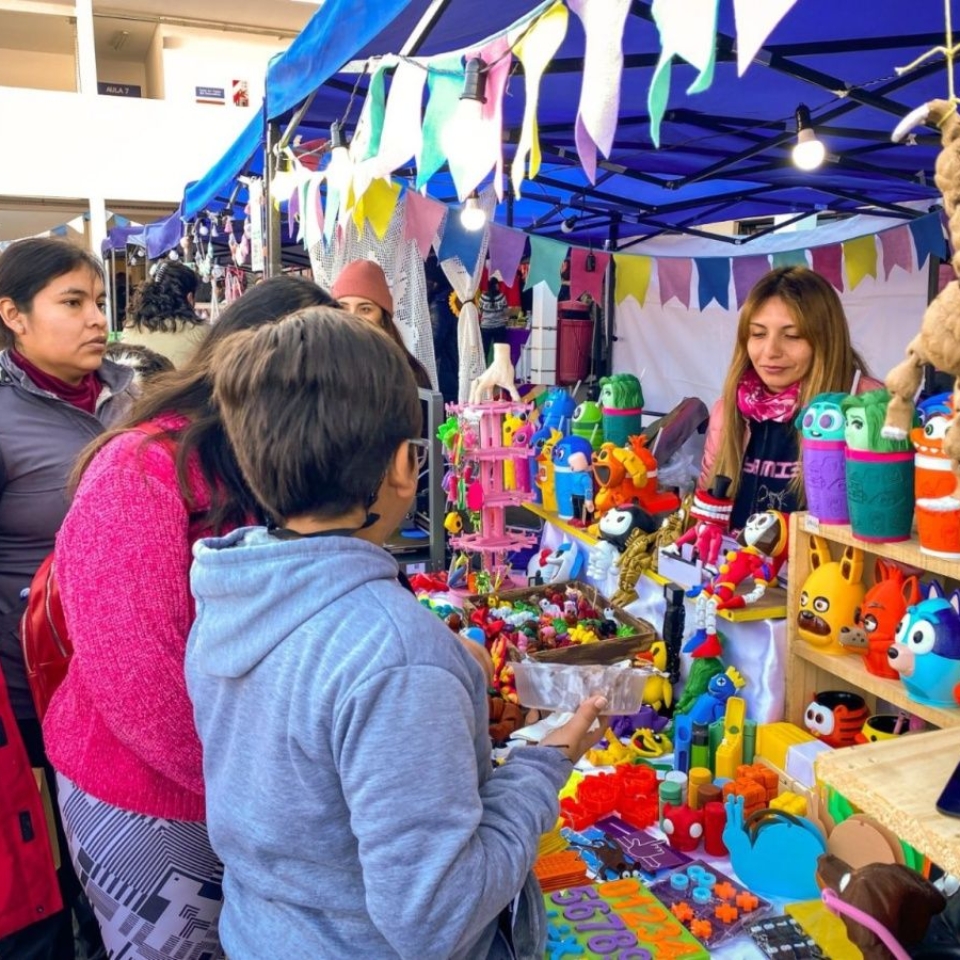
[0,49,74,91]
[0,85,257,203]
[97,60,147,89]
[613,264,929,416]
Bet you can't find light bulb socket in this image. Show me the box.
[461,57,487,104]
[330,121,346,151]
[795,103,813,134]
[585,250,596,273]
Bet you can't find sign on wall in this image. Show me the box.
[98,83,142,98]
[195,86,226,105]
[232,79,249,107]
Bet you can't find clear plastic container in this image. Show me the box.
[511,659,654,714]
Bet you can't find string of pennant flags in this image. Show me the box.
[292,181,947,312]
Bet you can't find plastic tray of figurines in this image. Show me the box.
[462,579,656,664]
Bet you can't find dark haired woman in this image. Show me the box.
[0,237,136,958]
[42,275,338,959]
[332,258,433,389]
[123,260,207,367]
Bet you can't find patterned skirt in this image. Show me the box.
[57,773,226,960]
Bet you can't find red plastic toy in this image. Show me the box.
[662,802,704,852]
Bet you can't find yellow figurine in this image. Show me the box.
[636,640,673,710]
[535,428,563,513]
[502,412,527,490]
[630,727,673,758]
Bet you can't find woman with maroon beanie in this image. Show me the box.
[0,237,136,959]
[332,258,433,389]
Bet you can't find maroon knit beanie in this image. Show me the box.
[331,259,393,314]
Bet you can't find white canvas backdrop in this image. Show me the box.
[610,216,934,416]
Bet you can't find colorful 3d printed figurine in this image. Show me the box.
[798,392,850,524]
[686,510,789,658]
[599,372,644,447]
[842,389,916,542]
[587,504,659,582]
[533,428,563,512]
[887,582,960,706]
[838,559,920,678]
[796,536,866,657]
[912,394,960,557]
[571,399,604,451]
[802,690,869,749]
[552,436,596,523]
[664,476,733,571]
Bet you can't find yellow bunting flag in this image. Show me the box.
[361,177,402,240]
[511,2,569,198]
[843,234,878,291]
[614,253,653,307]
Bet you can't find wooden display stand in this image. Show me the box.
[786,513,960,874]
[785,512,960,730]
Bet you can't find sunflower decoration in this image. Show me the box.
[448,290,479,317]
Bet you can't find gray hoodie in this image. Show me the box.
[186,528,570,960]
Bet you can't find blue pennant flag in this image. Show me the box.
[695,257,731,310]
[909,213,947,267]
[436,214,485,275]
[771,249,808,269]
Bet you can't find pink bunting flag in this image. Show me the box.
[658,257,693,308]
[810,244,844,292]
[486,223,528,287]
[403,191,446,260]
[879,224,914,279]
[732,255,771,307]
[568,247,609,302]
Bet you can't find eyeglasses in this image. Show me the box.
[408,438,429,473]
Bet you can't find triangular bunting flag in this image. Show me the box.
[733,0,799,75]
[732,255,771,307]
[613,253,652,307]
[417,54,464,191]
[487,223,528,286]
[403,191,446,259]
[569,247,609,302]
[525,235,568,296]
[844,234,878,290]
[568,0,632,181]
[696,257,731,310]
[810,244,843,292]
[362,178,402,241]
[436,212,485,275]
[771,249,808,269]
[511,2,569,197]
[879,224,914,279]
[658,257,692,308]
[647,0,719,147]
[909,213,947,267]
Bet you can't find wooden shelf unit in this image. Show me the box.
[785,513,960,729]
[815,727,960,878]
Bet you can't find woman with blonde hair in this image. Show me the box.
[700,266,880,528]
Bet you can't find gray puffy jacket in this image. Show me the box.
[0,350,137,716]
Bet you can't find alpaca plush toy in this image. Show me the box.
[883,99,960,498]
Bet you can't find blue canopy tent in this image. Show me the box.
[183,0,953,257]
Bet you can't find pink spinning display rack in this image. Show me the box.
[447,400,538,579]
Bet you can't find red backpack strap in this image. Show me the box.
[0,666,63,937]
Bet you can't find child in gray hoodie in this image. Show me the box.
[185,306,606,960]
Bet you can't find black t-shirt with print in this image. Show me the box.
[731,418,801,529]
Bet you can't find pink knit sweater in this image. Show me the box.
[44,416,220,821]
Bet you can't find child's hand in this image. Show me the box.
[458,636,494,684]
[539,696,608,763]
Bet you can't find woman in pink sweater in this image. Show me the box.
[43,275,338,960]
[700,266,879,529]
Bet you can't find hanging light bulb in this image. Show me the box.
[460,191,487,231]
[326,120,353,194]
[560,215,578,235]
[441,57,489,201]
[271,149,299,202]
[792,104,825,171]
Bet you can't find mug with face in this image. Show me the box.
[0,266,108,385]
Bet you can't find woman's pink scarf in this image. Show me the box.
[736,367,802,423]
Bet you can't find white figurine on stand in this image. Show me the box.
[470,342,521,403]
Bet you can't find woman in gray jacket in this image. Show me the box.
[0,237,137,959]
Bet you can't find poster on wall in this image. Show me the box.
[232,79,250,107]
[195,86,225,105]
